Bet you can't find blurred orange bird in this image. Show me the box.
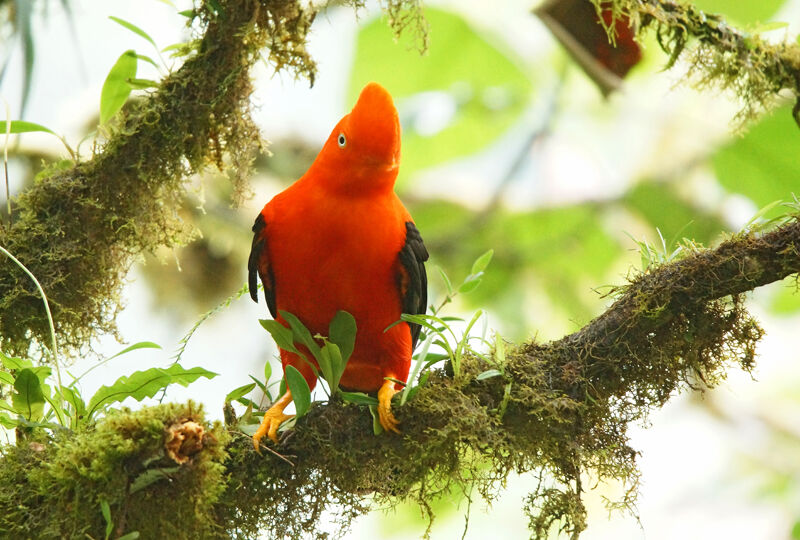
[248,82,429,448]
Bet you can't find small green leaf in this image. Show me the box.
[328,310,357,363]
[259,319,303,357]
[0,350,33,371]
[421,353,449,370]
[325,342,345,390]
[494,334,506,367]
[751,21,789,34]
[458,275,482,294]
[130,466,180,494]
[263,362,272,383]
[0,120,56,135]
[470,249,494,275]
[111,341,161,360]
[0,371,14,385]
[87,364,217,417]
[225,382,256,403]
[284,365,311,419]
[368,404,383,435]
[109,16,157,48]
[0,412,18,428]
[127,78,159,90]
[476,369,502,381]
[248,375,268,395]
[100,50,137,124]
[59,385,86,420]
[134,54,159,68]
[100,499,113,540]
[177,9,195,18]
[280,311,321,360]
[340,391,379,406]
[12,369,45,421]
[118,532,140,540]
[436,265,454,295]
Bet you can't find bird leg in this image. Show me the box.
[253,389,293,450]
[377,378,401,434]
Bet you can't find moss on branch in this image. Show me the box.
[0,0,317,356]
[596,0,800,124]
[3,216,795,539]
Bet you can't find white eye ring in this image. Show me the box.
[337,133,346,148]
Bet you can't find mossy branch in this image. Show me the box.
[0,0,317,356]
[2,215,797,539]
[598,0,800,124]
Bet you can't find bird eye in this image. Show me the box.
[337,133,346,148]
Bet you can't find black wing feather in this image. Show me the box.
[398,221,429,349]
[248,213,277,318]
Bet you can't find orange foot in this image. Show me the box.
[253,390,293,450]
[377,379,401,434]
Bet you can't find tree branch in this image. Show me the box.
[0,0,317,355]
[2,215,795,539]
[603,0,800,124]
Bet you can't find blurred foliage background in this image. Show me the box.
[2,0,800,537]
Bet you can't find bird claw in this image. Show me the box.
[252,391,295,451]
[378,379,401,434]
[253,410,293,450]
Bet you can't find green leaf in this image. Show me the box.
[0,412,18,429]
[315,345,334,397]
[130,466,180,494]
[134,54,159,68]
[751,21,789,34]
[248,375,268,395]
[0,371,14,385]
[112,341,162,360]
[177,9,195,18]
[0,120,56,135]
[476,369,502,381]
[259,319,303,357]
[458,276,482,294]
[59,385,86,426]
[108,16,157,48]
[118,533,140,540]
[87,364,217,417]
[12,369,45,421]
[436,265,454,295]
[0,350,32,371]
[340,391,379,406]
[368,404,383,435]
[328,310,357,363]
[494,334,506,367]
[225,382,256,403]
[127,78,159,90]
[100,499,113,540]
[263,362,272,383]
[284,365,311,419]
[323,342,345,391]
[280,311,321,359]
[470,249,494,275]
[100,50,137,124]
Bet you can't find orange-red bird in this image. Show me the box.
[248,82,428,447]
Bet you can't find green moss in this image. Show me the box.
[594,0,800,125]
[0,0,317,357]
[0,402,227,539]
